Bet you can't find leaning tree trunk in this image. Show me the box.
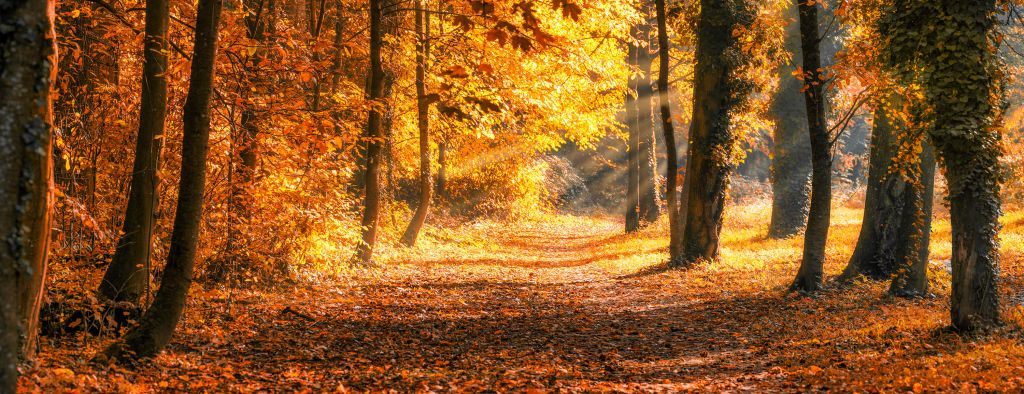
[840,99,936,298]
[636,30,659,225]
[401,0,433,247]
[100,0,222,362]
[679,0,754,265]
[0,0,57,383]
[100,0,170,306]
[767,5,811,239]
[355,0,387,265]
[655,0,681,264]
[624,37,641,233]
[791,0,830,293]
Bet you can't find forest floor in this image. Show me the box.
[20,201,1024,393]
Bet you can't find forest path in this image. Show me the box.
[29,209,1024,392]
[222,216,800,392]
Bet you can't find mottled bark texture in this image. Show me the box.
[100,0,222,362]
[0,0,57,385]
[768,4,811,239]
[791,0,829,293]
[100,0,169,305]
[679,0,755,265]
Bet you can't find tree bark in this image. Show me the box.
[225,0,271,264]
[882,1,1002,331]
[0,0,57,383]
[841,106,898,280]
[636,21,659,225]
[624,36,641,233]
[401,0,433,247]
[100,0,222,362]
[330,0,345,134]
[679,0,754,265]
[791,0,830,293]
[100,0,169,306]
[840,100,936,298]
[768,5,811,239]
[355,0,387,264]
[889,139,936,297]
[927,2,1002,333]
[655,0,681,264]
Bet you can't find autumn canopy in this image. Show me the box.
[3,0,1024,391]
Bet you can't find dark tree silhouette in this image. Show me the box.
[655,0,681,265]
[100,0,223,361]
[356,0,387,264]
[791,0,830,293]
[402,0,434,246]
[100,0,169,307]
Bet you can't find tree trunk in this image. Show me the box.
[355,0,386,265]
[840,100,935,298]
[883,0,1003,333]
[225,0,271,267]
[636,28,659,225]
[0,0,57,383]
[889,139,936,297]
[624,38,641,233]
[100,0,169,305]
[100,0,222,362]
[768,5,811,239]
[401,0,433,247]
[931,2,1001,333]
[330,0,346,133]
[655,0,680,264]
[791,0,829,293]
[679,0,754,265]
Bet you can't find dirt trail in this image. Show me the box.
[26,212,1024,392]
[169,218,796,392]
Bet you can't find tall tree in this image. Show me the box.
[0,0,57,383]
[839,98,936,298]
[679,0,754,265]
[100,0,222,361]
[226,0,273,263]
[401,0,433,246]
[790,0,830,293]
[768,5,812,239]
[655,0,681,263]
[888,138,936,297]
[624,33,641,233]
[99,0,170,306]
[355,0,387,264]
[882,0,1003,331]
[636,10,659,224]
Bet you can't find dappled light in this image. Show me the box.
[5,0,1024,392]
